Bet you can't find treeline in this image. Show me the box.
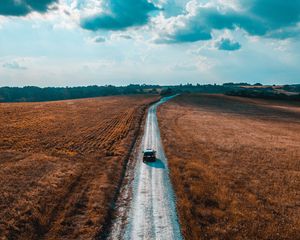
[165,83,245,94]
[226,88,300,101]
[283,84,300,92]
[0,83,242,102]
[0,85,159,102]
[0,83,299,102]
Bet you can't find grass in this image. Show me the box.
[0,95,157,239]
[158,94,300,240]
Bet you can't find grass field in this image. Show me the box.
[158,94,300,240]
[0,95,157,240]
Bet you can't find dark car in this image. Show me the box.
[143,149,156,162]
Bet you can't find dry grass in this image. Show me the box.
[158,94,300,240]
[0,95,157,240]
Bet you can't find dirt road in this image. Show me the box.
[109,96,182,240]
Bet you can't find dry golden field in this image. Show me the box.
[0,95,157,240]
[158,94,300,240]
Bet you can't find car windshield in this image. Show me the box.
[144,151,154,156]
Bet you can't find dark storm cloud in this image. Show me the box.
[197,8,268,36]
[160,0,300,44]
[216,38,241,51]
[0,0,57,16]
[80,0,159,31]
[249,0,300,28]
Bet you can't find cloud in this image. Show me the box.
[157,0,187,17]
[94,36,106,43]
[155,0,300,43]
[0,0,58,16]
[155,20,212,43]
[170,62,197,71]
[266,26,300,40]
[249,0,300,28]
[119,35,133,40]
[216,38,241,51]
[3,61,27,70]
[80,0,159,31]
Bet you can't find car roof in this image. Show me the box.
[144,149,155,153]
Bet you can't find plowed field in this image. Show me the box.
[0,95,157,240]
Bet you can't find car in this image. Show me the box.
[143,149,156,162]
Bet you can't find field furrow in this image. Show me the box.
[0,95,157,240]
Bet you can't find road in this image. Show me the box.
[108,96,183,240]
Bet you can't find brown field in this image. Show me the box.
[158,94,300,240]
[0,95,157,240]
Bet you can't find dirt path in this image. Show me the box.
[108,96,183,240]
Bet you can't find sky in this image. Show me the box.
[0,0,299,87]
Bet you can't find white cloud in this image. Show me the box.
[2,61,27,70]
[0,57,44,71]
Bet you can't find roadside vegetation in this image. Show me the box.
[226,84,300,101]
[158,94,300,240]
[0,95,157,239]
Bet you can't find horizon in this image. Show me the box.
[1,82,300,89]
[0,1,300,87]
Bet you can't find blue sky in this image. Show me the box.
[0,0,299,87]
